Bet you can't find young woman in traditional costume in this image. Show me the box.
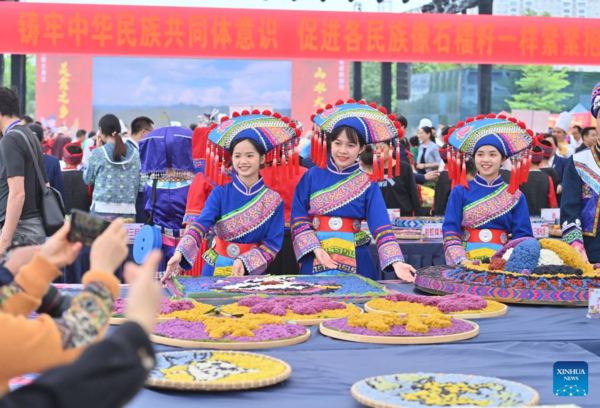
[290,100,416,282]
[163,110,299,279]
[442,115,534,264]
[560,82,600,264]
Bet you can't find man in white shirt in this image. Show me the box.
[569,125,583,150]
[125,116,154,150]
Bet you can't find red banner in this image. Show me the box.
[1,3,600,65]
[291,60,349,135]
[36,54,93,132]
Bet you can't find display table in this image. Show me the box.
[128,341,598,408]
[48,281,599,408]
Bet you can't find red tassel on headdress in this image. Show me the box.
[218,159,225,185]
[395,144,401,177]
[207,146,214,181]
[508,159,517,194]
[320,136,328,168]
[213,153,220,184]
[294,141,300,175]
[315,134,321,167]
[281,148,288,182]
[387,144,393,179]
[372,150,381,182]
[272,153,279,188]
[287,147,293,179]
[460,160,468,189]
[311,132,316,161]
[379,150,385,181]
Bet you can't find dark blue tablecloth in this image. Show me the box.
[67,280,597,408]
[128,341,599,408]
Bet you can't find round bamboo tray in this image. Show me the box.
[150,327,311,350]
[319,319,479,345]
[146,350,291,391]
[351,373,540,407]
[363,301,507,320]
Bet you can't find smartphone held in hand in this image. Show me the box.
[68,210,111,247]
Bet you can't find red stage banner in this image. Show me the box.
[36,54,93,132]
[1,3,600,65]
[291,60,349,135]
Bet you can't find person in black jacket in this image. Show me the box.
[0,252,162,408]
[433,145,452,216]
[519,146,558,216]
[538,137,563,204]
[61,144,90,213]
[360,144,422,216]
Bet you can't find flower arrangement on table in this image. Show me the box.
[416,238,600,305]
[219,296,362,323]
[147,350,292,391]
[167,273,392,300]
[153,314,307,343]
[321,312,475,337]
[352,373,539,407]
[366,293,505,317]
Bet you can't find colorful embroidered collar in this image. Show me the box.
[327,157,361,175]
[232,174,265,196]
[474,174,504,188]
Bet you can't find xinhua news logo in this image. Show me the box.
[554,361,588,397]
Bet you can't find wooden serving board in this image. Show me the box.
[149,327,311,350]
[319,319,479,345]
[363,302,507,320]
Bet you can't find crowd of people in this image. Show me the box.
[0,79,599,405]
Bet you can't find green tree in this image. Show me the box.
[2,55,36,117]
[505,65,572,112]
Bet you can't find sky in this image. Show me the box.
[21,0,429,13]
[93,57,292,108]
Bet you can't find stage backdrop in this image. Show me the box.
[2,2,600,65]
[35,55,348,134]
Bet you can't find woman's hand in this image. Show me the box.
[39,221,83,269]
[89,219,129,275]
[416,163,425,170]
[162,251,183,283]
[231,259,245,276]
[557,184,563,195]
[314,248,338,270]
[392,262,416,282]
[574,245,589,263]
